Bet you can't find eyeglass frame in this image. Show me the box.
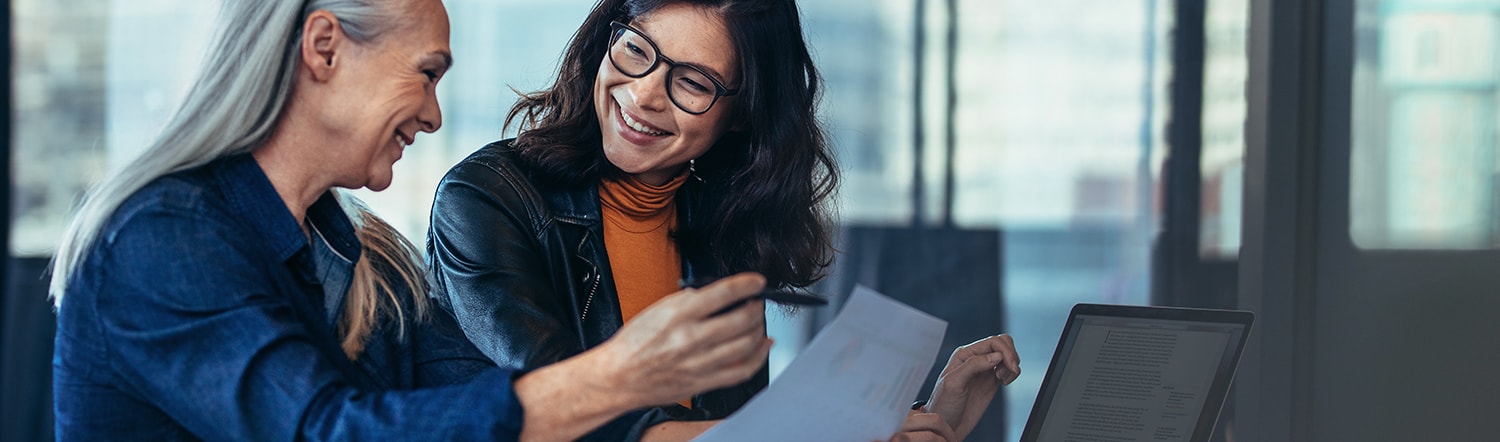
[607,20,740,115]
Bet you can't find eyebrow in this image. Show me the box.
[642,35,735,85]
[629,21,735,86]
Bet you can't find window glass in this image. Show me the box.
[1352,0,1500,249]
[803,0,917,223]
[10,0,174,256]
[1202,0,1249,258]
[945,1,1172,438]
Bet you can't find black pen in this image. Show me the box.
[679,277,829,315]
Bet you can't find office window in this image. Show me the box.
[1351,0,1500,250]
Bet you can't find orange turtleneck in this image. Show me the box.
[599,170,690,326]
[601,171,693,408]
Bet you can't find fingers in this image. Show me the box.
[983,352,1020,385]
[952,334,1021,384]
[695,319,769,370]
[993,334,1020,375]
[947,351,1002,383]
[633,273,766,344]
[674,272,767,317]
[699,307,769,361]
[696,338,773,391]
[597,275,772,407]
[889,413,958,442]
[615,333,769,406]
[697,298,766,339]
[666,300,770,394]
[954,334,1014,362]
[677,283,766,358]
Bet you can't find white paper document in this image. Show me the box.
[694,286,948,441]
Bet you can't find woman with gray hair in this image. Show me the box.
[49,0,772,440]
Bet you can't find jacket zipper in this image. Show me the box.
[580,266,599,322]
[577,232,600,322]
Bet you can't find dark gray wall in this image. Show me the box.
[1240,0,1500,440]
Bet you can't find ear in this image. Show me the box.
[300,10,344,82]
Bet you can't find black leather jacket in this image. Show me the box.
[427,140,768,441]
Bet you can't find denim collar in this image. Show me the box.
[309,220,356,327]
[211,154,362,264]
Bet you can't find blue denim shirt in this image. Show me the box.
[53,154,525,440]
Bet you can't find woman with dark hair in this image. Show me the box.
[428,0,1019,440]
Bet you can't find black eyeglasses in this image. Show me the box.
[607,21,739,115]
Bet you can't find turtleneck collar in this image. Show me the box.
[599,169,690,220]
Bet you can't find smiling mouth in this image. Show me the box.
[618,103,671,136]
[393,131,412,147]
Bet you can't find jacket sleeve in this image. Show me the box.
[411,304,499,387]
[89,206,526,441]
[427,157,588,370]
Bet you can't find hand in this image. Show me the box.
[519,274,774,442]
[513,274,770,442]
[594,272,773,407]
[921,334,1020,440]
[885,412,958,442]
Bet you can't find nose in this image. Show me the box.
[419,86,443,133]
[628,67,672,113]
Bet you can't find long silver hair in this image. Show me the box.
[51,0,428,358]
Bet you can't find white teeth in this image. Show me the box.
[621,110,667,136]
[394,133,410,146]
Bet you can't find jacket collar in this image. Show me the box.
[538,170,706,228]
[540,179,602,225]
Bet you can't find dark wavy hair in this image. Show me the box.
[504,0,837,289]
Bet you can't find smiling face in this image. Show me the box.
[326,0,452,191]
[593,2,740,185]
